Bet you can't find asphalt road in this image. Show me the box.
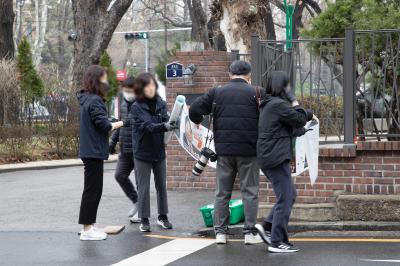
[1,164,400,266]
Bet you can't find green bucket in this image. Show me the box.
[199,199,244,227]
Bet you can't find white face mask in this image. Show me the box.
[123,91,135,102]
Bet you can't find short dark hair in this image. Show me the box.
[83,65,107,98]
[121,76,135,88]
[229,60,251,75]
[134,72,158,100]
[266,71,289,97]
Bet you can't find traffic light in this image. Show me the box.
[124,32,149,40]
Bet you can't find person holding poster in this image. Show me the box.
[131,73,177,233]
[255,71,314,253]
[189,60,262,245]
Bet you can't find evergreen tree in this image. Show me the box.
[99,51,118,102]
[16,37,44,103]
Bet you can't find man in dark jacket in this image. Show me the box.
[109,77,140,222]
[189,60,262,245]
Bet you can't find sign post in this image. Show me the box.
[284,0,294,50]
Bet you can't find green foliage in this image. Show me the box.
[302,0,400,38]
[99,51,118,102]
[16,37,44,103]
[155,43,181,85]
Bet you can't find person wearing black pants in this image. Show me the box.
[109,77,139,222]
[77,65,126,241]
[255,71,314,253]
[131,73,177,233]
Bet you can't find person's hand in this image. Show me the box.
[165,121,178,131]
[312,114,319,122]
[305,128,314,133]
[111,121,123,130]
[122,119,130,127]
[109,144,116,154]
[291,100,299,107]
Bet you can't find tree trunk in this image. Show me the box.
[71,0,133,92]
[264,1,276,40]
[0,0,15,59]
[187,0,210,49]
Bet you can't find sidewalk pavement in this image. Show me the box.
[0,154,119,174]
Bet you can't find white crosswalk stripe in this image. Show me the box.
[111,238,214,266]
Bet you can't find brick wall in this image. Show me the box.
[165,51,400,204]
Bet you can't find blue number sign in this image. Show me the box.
[166,62,183,79]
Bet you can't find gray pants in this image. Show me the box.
[214,156,259,235]
[262,161,296,244]
[134,159,168,218]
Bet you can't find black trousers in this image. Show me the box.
[261,161,297,244]
[115,153,138,204]
[79,158,104,225]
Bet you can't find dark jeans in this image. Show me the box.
[115,153,138,204]
[79,158,104,225]
[134,159,168,218]
[262,161,297,244]
[214,156,260,235]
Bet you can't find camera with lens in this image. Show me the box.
[192,147,217,176]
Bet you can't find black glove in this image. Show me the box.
[109,143,116,154]
[165,121,179,131]
[122,119,130,127]
[284,86,297,103]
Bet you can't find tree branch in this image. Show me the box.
[304,0,322,14]
[139,0,192,27]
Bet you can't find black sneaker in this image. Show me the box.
[268,242,300,253]
[254,223,272,245]
[157,215,173,229]
[139,218,151,232]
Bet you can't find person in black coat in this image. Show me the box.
[109,76,140,222]
[255,71,314,253]
[77,65,126,241]
[189,60,262,245]
[131,72,176,233]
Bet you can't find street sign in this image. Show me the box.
[116,70,127,81]
[166,62,183,79]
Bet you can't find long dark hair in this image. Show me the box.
[266,71,289,99]
[134,72,158,101]
[83,65,107,98]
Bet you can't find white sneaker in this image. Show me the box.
[244,233,263,245]
[128,203,138,217]
[129,213,141,223]
[80,226,107,241]
[215,233,227,244]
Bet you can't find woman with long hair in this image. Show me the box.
[255,71,314,253]
[131,72,176,232]
[77,65,126,241]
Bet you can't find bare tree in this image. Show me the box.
[33,0,49,66]
[0,0,15,59]
[70,0,134,91]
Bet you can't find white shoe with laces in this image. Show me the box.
[268,243,299,253]
[129,213,141,223]
[244,233,263,245]
[128,203,138,218]
[80,226,107,241]
[215,233,227,244]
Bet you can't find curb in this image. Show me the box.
[197,221,400,238]
[0,155,119,174]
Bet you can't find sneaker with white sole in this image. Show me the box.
[244,233,263,245]
[139,218,151,232]
[80,226,107,241]
[157,215,173,229]
[215,233,227,244]
[129,213,141,223]
[268,243,299,253]
[255,223,272,245]
[128,203,138,218]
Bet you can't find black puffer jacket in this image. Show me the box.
[77,91,112,160]
[110,98,135,154]
[132,96,169,162]
[257,95,313,169]
[189,79,259,156]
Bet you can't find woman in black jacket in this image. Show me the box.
[255,71,314,253]
[77,65,126,241]
[131,73,176,232]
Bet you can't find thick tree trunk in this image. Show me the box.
[0,0,15,59]
[187,0,210,49]
[264,1,276,40]
[71,0,133,91]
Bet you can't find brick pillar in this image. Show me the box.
[165,51,231,190]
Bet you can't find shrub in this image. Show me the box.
[0,59,22,126]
